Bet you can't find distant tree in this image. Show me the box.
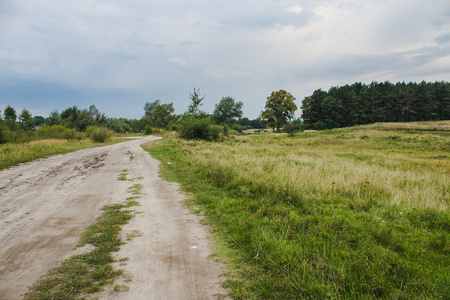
[76,108,93,132]
[4,105,17,131]
[88,105,107,127]
[107,118,132,133]
[139,115,153,131]
[261,90,297,132]
[300,80,450,129]
[144,100,161,124]
[301,89,327,129]
[320,95,341,129]
[187,87,206,116]
[154,102,176,128]
[434,81,450,120]
[33,116,46,127]
[237,117,265,129]
[45,109,61,126]
[213,96,243,125]
[19,109,34,131]
[61,106,80,129]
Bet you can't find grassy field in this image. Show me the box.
[0,138,124,170]
[144,121,449,299]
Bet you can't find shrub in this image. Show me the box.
[231,124,244,134]
[0,123,14,144]
[284,123,298,136]
[210,125,221,140]
[144,126,153,135]
[223,124,229,137]
[37,125,84,140]
[91,127,112,143]
[178,115,216,140]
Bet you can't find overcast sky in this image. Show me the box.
[1,0,449,119]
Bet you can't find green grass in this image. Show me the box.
[143,122,449,299]
[0,138,125,171]
[127,184,143,195]
[118,170,128,181]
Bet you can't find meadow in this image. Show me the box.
[144,121,449,299]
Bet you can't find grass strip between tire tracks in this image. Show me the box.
[25,180,141,300]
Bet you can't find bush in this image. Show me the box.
[284,123,298,136]
[90,127,112,143]
[210,125,221,140]
[37,125,84,140]
[222,124,229,137]
[178,115,216,140]
[144,126,153,135]
[231,124,244,134]
[0,123,14,144]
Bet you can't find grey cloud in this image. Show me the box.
[290,42,450,83]
[435,33,450,44]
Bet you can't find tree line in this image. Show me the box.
[301,80,450,130]
[3,80,447,143]
[0,88,266,143]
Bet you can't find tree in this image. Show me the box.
[88,105,107,127]
[107,118,132,133]
[320,95,342,129]
[4,105,17,131]
[154,102,176,128]
[261,90,297,132]
[33,116,46,127]
[301,89,327,129]
[144,100,161,124]
[213,96,243,125]
[187,87,205,116]
[61,106,80,129]
[19,109,34,131]
[45,109,61,126]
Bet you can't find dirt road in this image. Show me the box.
[0,137,227,299]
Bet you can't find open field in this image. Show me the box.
[145,121,450,299]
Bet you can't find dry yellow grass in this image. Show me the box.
[181,127,449,211]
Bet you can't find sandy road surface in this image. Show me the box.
[0,137,227,300]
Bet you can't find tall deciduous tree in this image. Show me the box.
[154,102,176,128]
[213,96,243,125]
[261,90,297,132]
[144,100,161,124]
